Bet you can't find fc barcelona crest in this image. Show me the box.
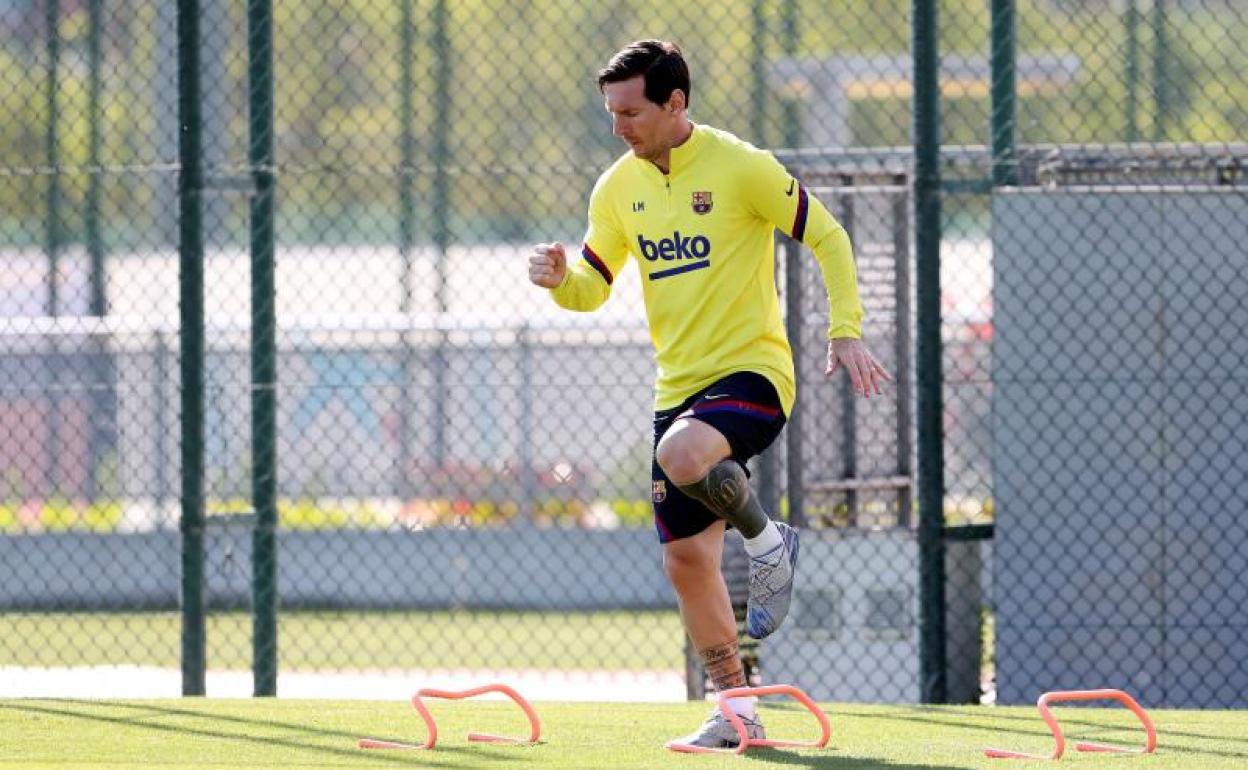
[691,191,713,215]
[652,480,667,503]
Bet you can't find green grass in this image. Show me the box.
[0,611,685,671]
[0,698,1244,769]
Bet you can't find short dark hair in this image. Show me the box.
[597,40,691,108]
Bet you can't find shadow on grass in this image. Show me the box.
[733,748,959,769]
[893,704,1248,743]
[0,699,532,766]
[774,703,1248,763]
[6,699,1244,767]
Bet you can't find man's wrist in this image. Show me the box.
[827,319,861,339]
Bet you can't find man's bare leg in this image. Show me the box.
[662,520,765,748]
[662,521,744,691]
[656,420,747,688]
[657,417,799,640]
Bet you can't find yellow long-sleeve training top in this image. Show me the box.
[550,124,863,415]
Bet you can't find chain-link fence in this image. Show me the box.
[1,0,1244,708]
[939,0,1248,708]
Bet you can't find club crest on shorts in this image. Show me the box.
[691,191,713,215]
[652,480,667,503]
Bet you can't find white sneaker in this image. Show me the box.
[667,709,766,750]
[746,520,800,639]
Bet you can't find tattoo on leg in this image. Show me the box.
[706,464,743,511]
[677,460,770,539]
[698,639,746,692]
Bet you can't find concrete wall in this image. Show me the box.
[992,190,1248,708]
[0,527,672,611]
[758,529,983,704]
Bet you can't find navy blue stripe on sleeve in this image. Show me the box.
[791,184,809,242]
[582,244,614,285]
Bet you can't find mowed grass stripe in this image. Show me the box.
[0,610,684,670]
[1,699,1246,769]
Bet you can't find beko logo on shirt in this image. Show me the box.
[636,232,711,261]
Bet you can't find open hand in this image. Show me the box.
[826,338,892,398]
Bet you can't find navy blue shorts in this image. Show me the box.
[651,371,787,543]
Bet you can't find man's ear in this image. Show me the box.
[667,89,687,113]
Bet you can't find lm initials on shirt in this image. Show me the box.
[636,231,711,261]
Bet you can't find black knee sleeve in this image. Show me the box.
[676,460,770,539]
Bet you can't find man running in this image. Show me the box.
[528,39,889,749]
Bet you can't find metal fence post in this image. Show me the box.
[780,0,799,147]
[177,0,207,698]
[783,236,804,527]
[1152,0,1169,141]
[432,0,451,467]
[398,0,417,502]
[1125,0,1141,142]
[991,0,1018,187]
[248,0,279,698]
[913,0,947,705]
[518,324,535,523]
[779,0,803,530]
[87,0,105,317]
[892,176,914,528]
[837,182,859,524]
[44,0,62,318]
[85,0,113,507]
[749,0,766,145]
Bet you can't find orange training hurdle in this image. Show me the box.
[358,682,541,751]
[985,688,1157,760]
[666,684,831,756]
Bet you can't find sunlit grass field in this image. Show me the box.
[1,610,686,670]
[1,698,1245,769]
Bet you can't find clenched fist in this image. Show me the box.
[528,242,568,288]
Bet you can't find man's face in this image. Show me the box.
[603,76,676,162]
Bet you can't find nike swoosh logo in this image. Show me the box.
[785,180,795,196]
[702,393,731,400]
